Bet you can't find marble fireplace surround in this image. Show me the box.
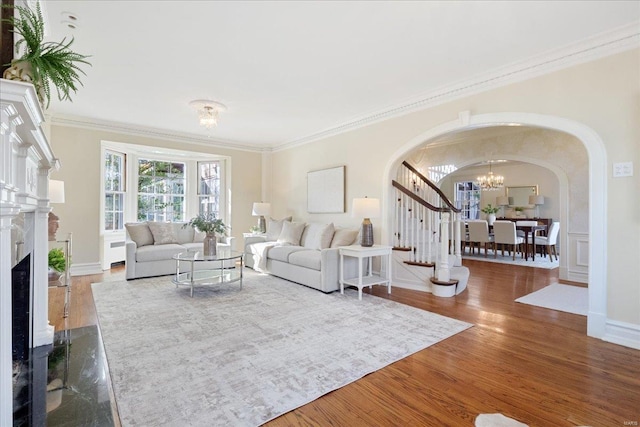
[1,80,59,425]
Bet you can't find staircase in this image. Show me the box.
[391,161,469,297]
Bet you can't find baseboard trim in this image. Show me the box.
[70,262,103,277]
[603,319,640,350]
[567,269,588,283]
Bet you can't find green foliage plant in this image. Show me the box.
[48,248,66,272]
[185,213,228,235]
[2,1,91,108]
[480,204,500,215]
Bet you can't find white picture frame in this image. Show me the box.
[307,166,345,213]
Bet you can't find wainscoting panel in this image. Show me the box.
[567,232,589,283]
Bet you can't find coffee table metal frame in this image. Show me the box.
[172,250,244,297]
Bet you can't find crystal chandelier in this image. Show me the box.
[189,99,226,129]
[476,161,504,191]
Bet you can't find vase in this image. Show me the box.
[203,233,217,257]
[3,60,46,107]
[487,214,496,226]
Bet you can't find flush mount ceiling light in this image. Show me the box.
[189,99,227,129]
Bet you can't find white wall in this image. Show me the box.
[269,49,640,332]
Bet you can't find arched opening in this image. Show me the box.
[382,112,606,339]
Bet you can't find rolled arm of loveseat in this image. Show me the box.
[125,240,137,280]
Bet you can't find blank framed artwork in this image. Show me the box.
[307,166,345,213]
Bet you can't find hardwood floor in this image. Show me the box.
[48,261,639,426]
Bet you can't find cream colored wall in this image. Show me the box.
[270,49,640,326]
[49,126,262,268]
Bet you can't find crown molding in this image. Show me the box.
[48,114,269,153]
[273,22,639,152]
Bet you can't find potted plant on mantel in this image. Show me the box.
[481,204,500,225]
[1,1,91,108]
[185,213,229,256]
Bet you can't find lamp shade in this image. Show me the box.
[252,202,271,216]
[496,196,510,206]
[49,180,65,204]
[529,195,545,205]
[352,197,380,219]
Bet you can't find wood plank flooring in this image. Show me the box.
[48,261,639,427]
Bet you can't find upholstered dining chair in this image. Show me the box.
[459,221,469,254]
[528,221,560,261]
[467,220,494,257]
[492,220,524,260]
[515,220,539,237]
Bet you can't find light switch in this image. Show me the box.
[613,162,633,177]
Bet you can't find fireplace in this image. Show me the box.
[2,79,60,425]
[12,253,32,362]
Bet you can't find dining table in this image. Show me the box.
[487,223,547,261]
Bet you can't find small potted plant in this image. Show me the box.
[481,204,500,225]
[514,206,525,217]
[48,248,66,281]
[184,213,228,256]
[2,1,91,108]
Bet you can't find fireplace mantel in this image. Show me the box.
[1,79,60,424]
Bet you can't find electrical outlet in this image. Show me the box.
[613,162,633,177]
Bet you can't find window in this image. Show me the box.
[198,161,220,216]
[104,151,125,230]
[455,181,480,220]
[137,159,185,221]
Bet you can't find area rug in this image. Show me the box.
[92,271,472,426]
[515,283,588,315]
[462,250,559,269]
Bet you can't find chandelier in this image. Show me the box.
[476,161,504,191]
[189,99,226,129]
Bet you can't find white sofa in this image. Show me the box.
[125,221,231,280]
[244,220,360,293]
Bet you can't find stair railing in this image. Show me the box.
[392,161,463,279]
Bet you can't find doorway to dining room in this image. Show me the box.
[382,111,605,340]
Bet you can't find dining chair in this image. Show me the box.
[528,221,560,261]
[467,220,494,257]
[459,221,469,254]
[492,221,524,260]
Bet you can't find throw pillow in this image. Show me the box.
[125,222,154,247]
[147,221,178,245]
[300,223,335,250]
[330,228,359,248]
[277,221,306,246]
[266,216,292,241]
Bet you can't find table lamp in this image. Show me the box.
[529,195,544,218]
[352,197,380,247]
[496,196,510,218]
[48,180,65,241]
[252,202,271,233]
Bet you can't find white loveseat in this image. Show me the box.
[244,220,360,293]
[125,221,231,280]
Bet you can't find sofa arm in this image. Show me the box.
[125,240,137,280]
[244,235,268,247]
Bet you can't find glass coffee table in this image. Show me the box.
[172,248,244,297]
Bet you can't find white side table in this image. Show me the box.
[339,245,392,300]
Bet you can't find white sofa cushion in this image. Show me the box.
[136,243,184,262]
[181,242,204,252]
[277,221,305,245]
[148,222,179,245]
[288,250,322,271]
[125,222,154,247]
[330,228,359,248]
[267,246,308,263]
[266,216,292,241]
[300,223,335,250]
[173,223,195,244]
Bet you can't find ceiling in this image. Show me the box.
[37,1,639,151]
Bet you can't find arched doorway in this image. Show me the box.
[382,112,606,339]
